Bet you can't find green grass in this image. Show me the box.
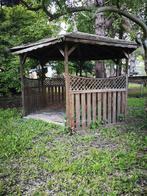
[0,98,147,195]
[128,83,147,97]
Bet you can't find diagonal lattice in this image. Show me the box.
[69,75,126,91]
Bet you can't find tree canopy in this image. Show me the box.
[0,0,147,95]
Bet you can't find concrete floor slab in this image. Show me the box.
[24,110,66,126]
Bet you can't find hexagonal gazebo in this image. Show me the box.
[10,32,137,129]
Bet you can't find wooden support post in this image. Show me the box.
[125,74,128,116]
[64,44,70,127]
[125,58,129,75]
[40,62,46,108]
[125,58,129,117]
[19,54,27,116]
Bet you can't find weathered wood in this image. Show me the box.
[121,91,126,115]
[81,93,86,128]
[23,72,128,129]
[72,89,126,94]
[87,93,91,126]
[51,86,54,103]
[129,76,147,84]
[75,94,80,128]
[92,93,96,122]
[57,46,64,57]
[70,94,75,128]
[62,86,64,102]
[97,93,102,121]
[48,86,50,104]
[112,92,116,123]
[108,92,112,123]
[19,54,27,116]
[65,37,137,49]
[103,92,107,122]
[117,92,121,120]
[68,45,77,56]
[58,86,61,103]
[54,86,58,103]
[125,75,128,116]
[64,44,70,126]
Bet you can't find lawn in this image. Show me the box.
[0,98,147,195]
[128,83,147,97]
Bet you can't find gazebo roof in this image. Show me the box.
[10,31,138,62]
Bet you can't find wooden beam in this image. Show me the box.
[58,46,64,57]
[68,45,77,56]
[58,44,77,58]
[19,54,27,116]
[123,50,129,59]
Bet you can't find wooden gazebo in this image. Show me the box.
[10,32,137,129]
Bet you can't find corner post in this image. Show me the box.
[19,54,27,116]
[64,44,70,126]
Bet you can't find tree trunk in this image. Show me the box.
[95,0,106,78]
[96,6,147,75]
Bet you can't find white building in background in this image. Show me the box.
[46,66,56,77]
[29,65,55,79]
[129,54,146,76]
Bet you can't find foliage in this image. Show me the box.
[1,0,147,95]
[0,5,59,95]
[0,98,147,195]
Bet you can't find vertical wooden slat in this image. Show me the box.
[81,93,86,128]
[112,92,116,123]
[48,86,50,105]
[103,92,107,122]
[97,93,102,121]
[108,92,112,123]
[58,86,61,103]
[55,86,57,103]
[87,93,91,127]
[117,92,121,121]
[92,93,96,122]
[51,86,54,103]
[70,93,75,128]
[121,91,126,115]
[75,94,80,128]
[62,86,64,103]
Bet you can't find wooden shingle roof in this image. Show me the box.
[10,31,138,62]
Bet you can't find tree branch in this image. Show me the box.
[20,0,42,11]
[41,0,92,21]
[95,6,147,38]
[95,6,147,74]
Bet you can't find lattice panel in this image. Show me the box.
[24,77,65,87]
[69,75,126,91]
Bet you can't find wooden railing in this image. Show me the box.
[68,75,128,129]
[129,76,147,85]
[24,77,65,114]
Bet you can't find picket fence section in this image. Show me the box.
[24,75,127,129]
[68,75,127,129]
[24,77,65,114]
